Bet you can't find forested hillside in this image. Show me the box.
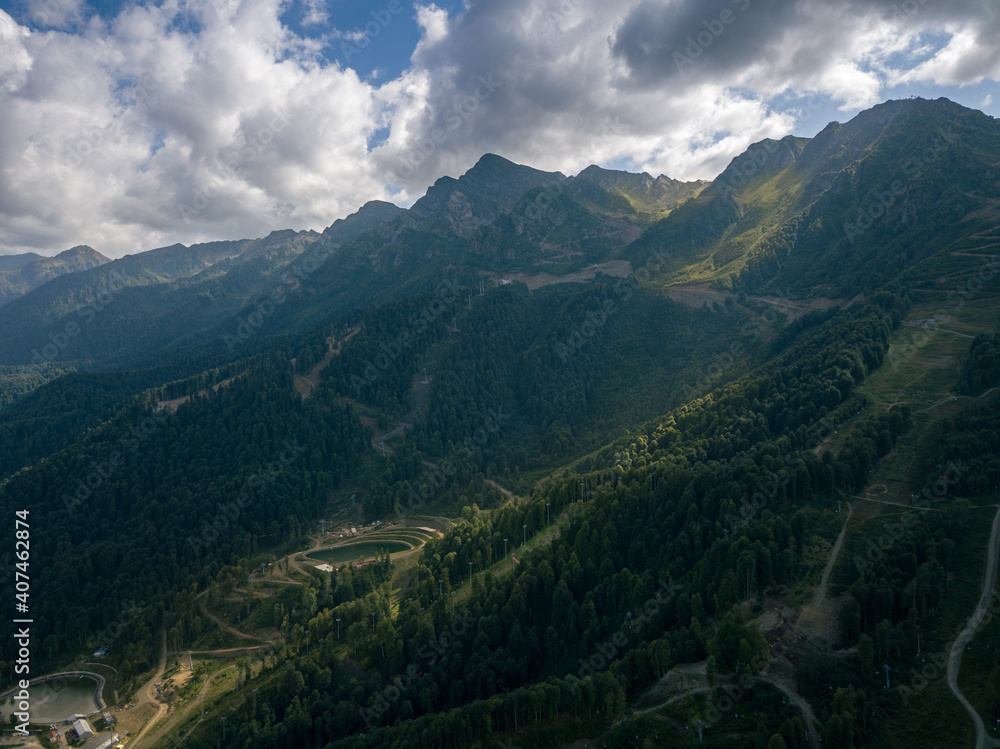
[1,97,998,749]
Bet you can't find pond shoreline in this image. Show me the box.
[306,540,413,565]
[0,670,105,723]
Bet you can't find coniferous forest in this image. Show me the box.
[1,96,1000,749]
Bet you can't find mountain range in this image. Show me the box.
[0,245,109,306]
[1,98,995,375]
[0,97,998,749]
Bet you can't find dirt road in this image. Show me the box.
[131,630,168,748]
[199,603,268,642]
[812,503,853,607]
[947,504,1000,749]
[136,665,233,749]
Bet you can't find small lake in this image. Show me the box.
[0,674,101,723]
[307,540,411,564]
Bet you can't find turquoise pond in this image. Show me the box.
[306,541,411,564]
[0,675,101,723]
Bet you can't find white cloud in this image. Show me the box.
[302,0,328,27]
[413,3,449,52]
[897,27,1000,87]
[0,1,390,256]
[25,0,86,30]
[0,0,998,257]
[0,14,31,94]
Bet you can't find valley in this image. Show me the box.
[0,97,999,749]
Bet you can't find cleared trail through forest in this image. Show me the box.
[131,630,168,748]
[947,503,1000,749]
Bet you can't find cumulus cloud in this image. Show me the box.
[374,0,1000,195]
[0,0,389,256]
[302,0,328,27]
[24,0,86,30]
[0,0,997,257]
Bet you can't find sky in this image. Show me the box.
[0,0,997,258]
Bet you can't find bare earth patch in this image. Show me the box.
[155,375,241,413]
[294,326,360,399]
[665,283,850,321]
[168,668,194,691]
[500,260,633,291]
[664,283,735,308]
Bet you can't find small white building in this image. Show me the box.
[81,732,120,749]
[73,717,95,741]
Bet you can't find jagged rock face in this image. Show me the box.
[575,165,706,208]
[405,154,566,237]
[322,201,405,247]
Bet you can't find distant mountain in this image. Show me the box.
[627,97,1000,295]
[0,231,319,366]
[710,135,807,197]
[4,99,993,370]
[404,152,567,235]
[0,252,42,271]
[322,200,405,246]
[0,245,110,306]
[575,165,707,212]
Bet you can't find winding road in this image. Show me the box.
[634,669,820,749]
[759,675,821,749]
[947,503,1000,749]
[136,664,234,749]
[199,602,268,642]
[131,630,168,748]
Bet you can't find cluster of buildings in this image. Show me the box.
[64,712,118,749]
[332,519,384,539]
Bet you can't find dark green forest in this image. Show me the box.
[1,97,999,749]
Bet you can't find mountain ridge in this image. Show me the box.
[0,244,110,307]
[1,97,995,370]
[0,95,999,749]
